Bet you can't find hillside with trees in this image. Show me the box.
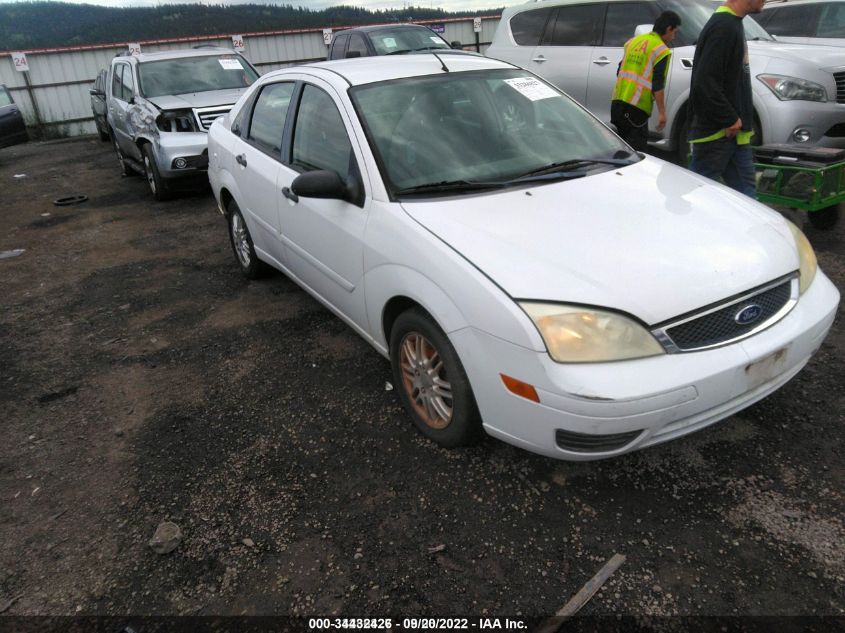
[0,1,500,50]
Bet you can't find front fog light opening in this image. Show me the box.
[174,157,188,169]
[792,128,811,143]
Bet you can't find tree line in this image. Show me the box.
[0,1,500,50]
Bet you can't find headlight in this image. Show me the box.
[785,220,817,294]
[156,109,198,133]
[519,302,664,363]
[757,74,827,102]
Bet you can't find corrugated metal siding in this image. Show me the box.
[0,16,500,137]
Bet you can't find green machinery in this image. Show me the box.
[754,144,844,229]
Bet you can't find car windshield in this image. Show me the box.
[659,0,774,46]
[138,54,258,98]
[350,69,636,195]
[369,28,451,54]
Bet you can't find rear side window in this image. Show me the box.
[0,87,12,107]
[763,6,818,37]
[248,82,295,156]
[510,8,554,46]
[603,2,658,46]
[292,85,352,175]
[817,3,845,37]
[546,4,605,46]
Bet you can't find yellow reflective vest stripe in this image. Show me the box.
[612,32,671,116]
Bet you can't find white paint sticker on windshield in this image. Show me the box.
[383,37,397,48]
[503,77,559,101]
[219,58,243,70]
[429,36,442,43]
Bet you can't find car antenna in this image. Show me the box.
[431,52,449,73]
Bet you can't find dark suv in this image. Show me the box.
[0,84,27,149]
[328,24,461,59]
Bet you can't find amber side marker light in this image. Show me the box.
[500,374,540,403]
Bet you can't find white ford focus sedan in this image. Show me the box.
[207,55,839,461]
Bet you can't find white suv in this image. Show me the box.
[486,0,845,157]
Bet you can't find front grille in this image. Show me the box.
[835,72,845,105]
[194,106,232,131]
[654,276,797,352]
[555,429,642,453]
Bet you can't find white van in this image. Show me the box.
[486,0,845,158]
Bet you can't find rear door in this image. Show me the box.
[585,1,659,124]
[230,80,296,265]
[0,85,27,148]
[528,3,605,104]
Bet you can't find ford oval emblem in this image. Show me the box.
[735,304,763,325]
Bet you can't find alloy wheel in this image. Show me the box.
[231,212,251,268]
[398,332,453,429]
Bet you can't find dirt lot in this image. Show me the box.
[1,138,844,621]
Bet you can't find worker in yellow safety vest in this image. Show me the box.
[611,11,681,152]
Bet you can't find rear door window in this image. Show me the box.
[330,33,349,60]
[510,8,554,46]
[347,33,369,57]
[247,82,295,157]
[0,87,13,107]
[603,2,658,46]
[545,4,605,46]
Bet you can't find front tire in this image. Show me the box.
[227,201,266,279]
[142,144,172,201]
[390,307,482,448]
[111,131,132,177]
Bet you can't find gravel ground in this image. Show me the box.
[0,138,843,621]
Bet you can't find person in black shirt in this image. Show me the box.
[687,0,765,197]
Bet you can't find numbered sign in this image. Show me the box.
[323,29,333,46]
[231,35,245,52]
[127,43,141,56]
[12,52,29,72]
[473,17,482,33]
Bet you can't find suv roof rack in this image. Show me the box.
[193,44,222,49]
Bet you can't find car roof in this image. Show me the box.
[116,47,238,63]
[503,0,658,17]
[270,54,516,87]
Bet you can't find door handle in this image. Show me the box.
[680,58,693,69]
[592,58,612,65]
[235,154,247,167]
[531,55,547,63]
[282,187,299,203]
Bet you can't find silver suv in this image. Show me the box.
[487,0,845,158]
[753,0,845,47]
[107,46,259,200]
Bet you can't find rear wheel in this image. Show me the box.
[390,307,482,448]
[142,144,172,201]
[227,200,267,279]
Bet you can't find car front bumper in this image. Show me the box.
[153,132,210,178]
[451,270,840,461]
[759,94,845,149]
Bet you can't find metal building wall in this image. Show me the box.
[0,16,501,139]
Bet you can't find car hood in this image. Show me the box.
[145,88,249,110]
[748,40,845,69]
[400,158,799,325]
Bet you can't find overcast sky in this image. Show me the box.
[0,0,511,11]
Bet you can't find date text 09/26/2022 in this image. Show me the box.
[308,618,529,630]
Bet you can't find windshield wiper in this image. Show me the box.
[512,157,636,180]
[412,46,449,52]
[394,179,506,196]
[386,49,413,55]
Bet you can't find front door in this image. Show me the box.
[276,81,369,331]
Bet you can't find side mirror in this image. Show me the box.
[346,50,362,58]
[291,170,349,201]
[634,24,652,37]
[450,41,462,49]
[89,88,105,97]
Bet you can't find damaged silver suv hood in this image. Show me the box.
[146,88,251,111]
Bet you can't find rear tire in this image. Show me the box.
[227,200,267,279]
[390,307,482,448]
